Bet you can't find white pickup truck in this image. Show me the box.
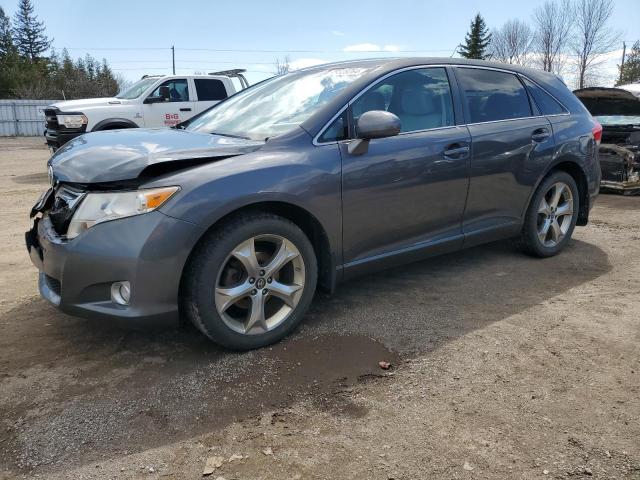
[44,69,249,151]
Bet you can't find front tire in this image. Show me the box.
[515,171,579,257]
[182,212,317,350]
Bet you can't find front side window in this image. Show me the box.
[148,79,190,102]
[351,67,455,133]
[522,77,568,115]
[195,79,228,101]
[187,67,370,141]
[456,68,532,123]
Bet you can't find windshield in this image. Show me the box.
[186,67,370,140]
[116,77,159,99]
[596,115,640,126]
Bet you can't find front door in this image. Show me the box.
[341,67,471,266]
[143,78,195,128]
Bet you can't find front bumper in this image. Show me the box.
[26,211,203,322]
[45,128,85,150]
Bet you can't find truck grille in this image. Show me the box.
[44,108,59,129]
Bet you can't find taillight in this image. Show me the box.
[592,122,602,145]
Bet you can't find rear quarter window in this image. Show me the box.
[522,77,568,116]
[455,68,532,123]
[195,79,228,101]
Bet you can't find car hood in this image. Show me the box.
[49,97,129,111]
[574,87,640,117]
[49,128,265,184]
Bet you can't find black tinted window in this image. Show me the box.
[522,77,567,115]
[149,79,189,102]
[319,112,348,142]
[352,67,455,133]
[194,79,228,101]
[456,68,532,123]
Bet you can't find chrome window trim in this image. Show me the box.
[312,63,571,146]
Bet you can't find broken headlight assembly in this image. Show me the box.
[66,186,179,239]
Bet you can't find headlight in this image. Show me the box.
[66,186,179,239]
[57,114,88,129]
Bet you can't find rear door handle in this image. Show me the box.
[531,128,550,142]
[180,108,192,112]
[443,144,470,160]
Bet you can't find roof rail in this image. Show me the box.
[209,69,250,89]
[141,74,165,79]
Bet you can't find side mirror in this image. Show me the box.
[348,110,401,155]
[159,85,170,100]
[143,85,171,104]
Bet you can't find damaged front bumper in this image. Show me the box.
[599,143,640,194]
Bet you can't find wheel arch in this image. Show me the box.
[180,201,336,298]
[91,118,139,131]
[525,158,590,226]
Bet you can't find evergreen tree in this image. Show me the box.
[0,6,16,57]
[12,0,51,60]
[458,13,492,60]
[616,41,640,86]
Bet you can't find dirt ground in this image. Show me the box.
[0,137,638,480]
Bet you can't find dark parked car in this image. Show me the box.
[574,85,640,193]
[27,58,601,349]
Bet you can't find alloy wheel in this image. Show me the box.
[537,181,574,248]
[214,235,305,335]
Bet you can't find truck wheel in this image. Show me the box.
[182,212,317,350]
[515,170,579,257]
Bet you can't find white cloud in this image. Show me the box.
[331,30,345,37]
[343,43,402,52]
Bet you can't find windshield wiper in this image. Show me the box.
[210,132,252,140]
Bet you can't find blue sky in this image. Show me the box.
[3,0,639,87]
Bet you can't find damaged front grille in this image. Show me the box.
[600,127,640,193]
[48,186,85,235]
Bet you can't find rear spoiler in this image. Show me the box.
[209,69,250,89]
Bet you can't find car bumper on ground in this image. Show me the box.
[25,210,203,322]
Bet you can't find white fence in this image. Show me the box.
[0,99,57,137]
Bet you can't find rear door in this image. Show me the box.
[453,67,555,245]
[340,66,471,266]
[142,78,195,128]
[193,78,229,115]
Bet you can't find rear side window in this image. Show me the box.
[456,68,532,123]
[194,79,228,101]
[521,77,568,115]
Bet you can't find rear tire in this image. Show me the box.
[182,212,317,350]
[515,170,579,257]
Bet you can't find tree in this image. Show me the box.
[274,55,291,75]
[490,19,534,66]
[458,13,492,60]
[12,0,51,60]
[617,41,640,86]
[0,6,16,57]
[571,0,619,89]
[532,0,573,74]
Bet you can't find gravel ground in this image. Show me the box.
[0,137,638,479]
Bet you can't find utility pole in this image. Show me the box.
[171,45,175,75]
[618,41,626,85]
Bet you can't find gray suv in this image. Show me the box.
[26,58,601,349]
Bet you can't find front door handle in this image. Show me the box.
[180,107,192,112]
[531,128,550,142]
[443,144,470,160]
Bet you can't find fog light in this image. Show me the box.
[111,281,131,306]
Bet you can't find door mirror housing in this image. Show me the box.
[144,85,171,104]
[348,110,401,155]
[356,110,401,139]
